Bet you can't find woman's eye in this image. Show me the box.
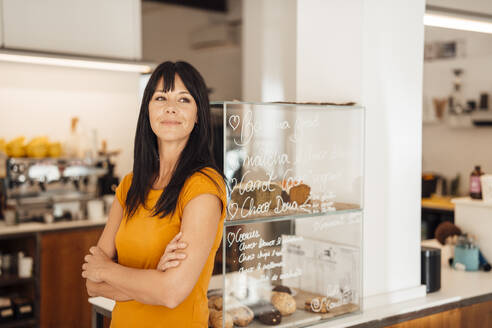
[179,97,191,103]
[155,96,165,101]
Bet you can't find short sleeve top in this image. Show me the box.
[110,167,227,328]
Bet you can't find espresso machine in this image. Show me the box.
[0,154,109,224]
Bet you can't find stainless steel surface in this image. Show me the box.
[1,156,108,224]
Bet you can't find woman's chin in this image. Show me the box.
[156,133,191,144]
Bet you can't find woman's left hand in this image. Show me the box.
[82,246,112,283]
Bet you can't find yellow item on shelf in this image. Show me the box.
[26,136,49,158]
[48,142,62,158]
[6,136,26,157]
[0,138,6,155]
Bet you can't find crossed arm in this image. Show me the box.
[83,193,222,308]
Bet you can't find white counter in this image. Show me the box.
[0,219,107,236]
[89,264,492,327]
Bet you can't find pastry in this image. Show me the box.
[304,297,337,313]
[271,291,296,316]
[231,182,283,211]
[213,297,223,310]
[209,308,218,327]
[229,304,254,326]
[272,285,292,295]
[281,190,290,203]
[289,183,311,205]
[208,295,220,309]
[231,184,255,209]
[250,301,282,326]
[209,309,233,328]
[255,182,283,209]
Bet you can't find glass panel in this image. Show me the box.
[223,102,364,222]
[223,212,362,327]
[215,102,364,327]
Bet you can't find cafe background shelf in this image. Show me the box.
[0,318,36,328]
[0,276,35,288]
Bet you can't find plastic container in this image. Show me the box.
[454,245,479,271]
[480,174,492,202]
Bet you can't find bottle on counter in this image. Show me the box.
[65,117,82,158]
[470,165,484,199]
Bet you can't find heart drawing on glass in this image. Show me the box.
[228,202,239,219]
[228,115,240,130]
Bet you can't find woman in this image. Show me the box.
[82,61,227,327]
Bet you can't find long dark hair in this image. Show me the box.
[125,61,226,219]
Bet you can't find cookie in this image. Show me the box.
[213,297,223,310]
[208,295,220,309]
[209,309,233,328]
[229,304,254,327]
[289,183,311,205]
[209,308,219,326]
[304,297,332,313]
[272,285,292,295]
[271,291,296,316]
[250,301,282,326]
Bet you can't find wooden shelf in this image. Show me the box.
[0,318,36,328]
[0,276,35,288]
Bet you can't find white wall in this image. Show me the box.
[0,62,140,178]
[142,2,241,101]
[423,26,492,195]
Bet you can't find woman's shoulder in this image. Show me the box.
[120,172,134,186]
[116,172,133,194]
[179,167,227,210]
[182,167,226,197]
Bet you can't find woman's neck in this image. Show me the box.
[154,138,188,188]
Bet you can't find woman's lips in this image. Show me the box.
[160,120,181,125]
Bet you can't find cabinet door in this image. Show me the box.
[40,227,103,328]
[3,0,141,60]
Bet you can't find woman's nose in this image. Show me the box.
[165,106,176,114]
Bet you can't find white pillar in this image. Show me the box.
[242,0,426,304]
[242,0,297,101]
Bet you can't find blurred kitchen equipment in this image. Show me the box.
[469,165,484,199]
[422,173,437,198]
[17,253,33,278]
[0,156,108,224]
[450,174,460,196]
[87,199,104,222]
[453,234,479,271]
[449,68,465,115]
[96,140,120,196]
[421,246,441,293]
[481,175,492,202]
[432,98,447,120]
[103,194,115,215]
[479,93,489,111]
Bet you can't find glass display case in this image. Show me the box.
[209,102,364,328]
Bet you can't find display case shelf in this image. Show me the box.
[209,102,365,328]
[224,207,362,227]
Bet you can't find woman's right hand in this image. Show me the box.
[157,231,188,271]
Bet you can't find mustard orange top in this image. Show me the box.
[111,167,227,328]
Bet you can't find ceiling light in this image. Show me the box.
[424,6,492,34]
[0,50,154,73]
